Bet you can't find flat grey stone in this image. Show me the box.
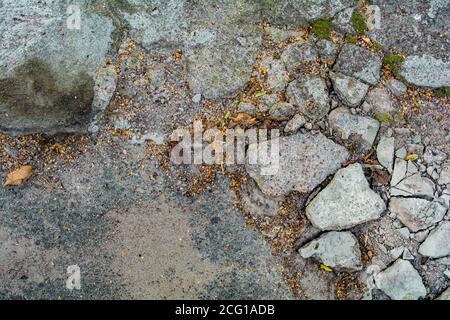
[281,41,318,72]
[286,76,330,120]
[362,87,399,116]
[299,231,363,272]
[316,40,338,63]
[269,102,296,118]
[400,55,450,88]
[419,221,450,258]
[284,114,306,133]
[306,163,386,231]
[439,162,450,185]
[375,259,427,300]
[332,7,356,35]
[387,79,408,97]
[261,57,289,92]
[389,198,447,232]
[334,44,382,85]
[246,132,349,197]
[328,107,380,153]
[377,136,395,173]
[331,73,369,107]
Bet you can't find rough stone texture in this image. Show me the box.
[186,28,262,99]
[439,162,450,185]
[387,79,408,97]
[400,55,450,89]
[391,159,435,198]
[246,132,349,197]
[284,114,306,133]
[263,58,290,92]
[286,76,330,120]
[334,45,382,85]
[328,107,380,153]
[331,73,369,107]
[377,136,395,173]
[332,6,356,35]
[306,163,386,231]
[281,41,318,72]
[299,231,362,271]
[269,102,296,118]
[316,40,338,63]
[368,1,450,60]
[419,221,450,258]
[0,0,116,135]
[375,259,427,300]
[362,87,399,116]
[389,198,447,232]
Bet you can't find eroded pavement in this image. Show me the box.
[0,0,449,300]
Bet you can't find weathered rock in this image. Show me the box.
[0,1,116,135]
[375,259,427,300]
[334,44,382,85]
[419,221,450,258]
[261,57,289,92]
[284,114,306,134]
[389,198,447,232]
[281,41,318,72]
[246,132,349,197]
[286,76,330,120]
[362,87,399,116]
[237,102,258,115]
[330,73,369,107]
[391,158,435,198]
[269,102,296,118]
[400,55,450,88]
[264,26,303,42]
[258,94,280,112]
[306,163,386,231]
[387,79,407,97]
[328,107,380,153]
[186,29,262,99]
[332,7,356,35]
[439,162,450,185]
[299,231,362,271]
[316,40,338,63]
[377,136,395,173]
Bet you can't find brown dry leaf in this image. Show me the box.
[361,37,373,46]
[229,113,257,127]
[4,165,33,187]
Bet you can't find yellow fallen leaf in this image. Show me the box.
[4,165,33,187]
[362,37,373,46]
[404,154,419,161]
[320,264,334,272]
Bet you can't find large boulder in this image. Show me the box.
[0,0,117,136]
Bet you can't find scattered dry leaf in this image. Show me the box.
[4,165,33,187]
[404,154,419,161]
[229,113,257,127]
[320,264,334,272]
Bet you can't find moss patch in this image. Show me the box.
[433,87,450,97]
[383,54,406,80]
[311,19,333,40]
[346,35,358,45]
[351,10,367,35]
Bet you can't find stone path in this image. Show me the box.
[0,0,449,300]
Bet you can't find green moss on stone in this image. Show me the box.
[346,35,358,44]
[383,54,406,80]
[433,87,450,97]
[311,19,333,40]
[351,10,367,35]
